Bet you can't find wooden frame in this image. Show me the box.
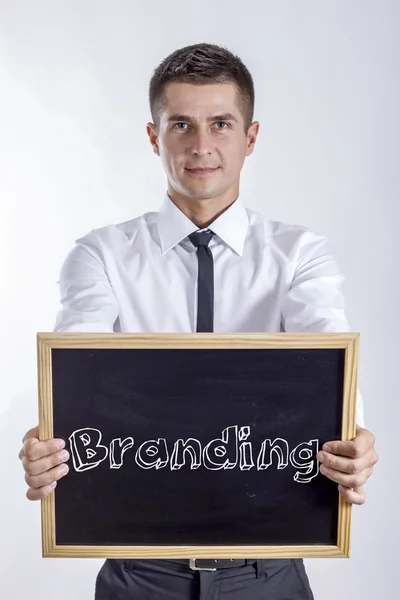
[37,331,359,559]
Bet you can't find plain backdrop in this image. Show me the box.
[0,1,398,598]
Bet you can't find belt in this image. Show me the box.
[189,558,256,571]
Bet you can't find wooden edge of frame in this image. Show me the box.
[336,333,360,558]
[36,331,360,349]
[42,544,348,559]
[37,334,56,558]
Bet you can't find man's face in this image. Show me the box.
[147,82,259,201]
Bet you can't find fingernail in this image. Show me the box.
[49,481,57,489]
[60,450,69,461]
[56,440,65,450]
[60,464,69,475]
[323,444,331,452]
[316,451,324,462]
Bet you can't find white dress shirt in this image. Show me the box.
[54,191,365,426]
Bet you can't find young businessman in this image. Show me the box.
[19,43,378,599]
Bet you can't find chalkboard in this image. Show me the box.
[37,333,359,559]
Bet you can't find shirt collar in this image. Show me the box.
[157,191,249,256]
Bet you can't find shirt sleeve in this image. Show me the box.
[53,236,119,333]
[281,229,365,428]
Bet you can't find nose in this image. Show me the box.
[190,129,213,157]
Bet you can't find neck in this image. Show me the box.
[167,185,240,229]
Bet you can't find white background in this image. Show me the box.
[0,1,398,598]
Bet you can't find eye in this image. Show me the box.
[173,121,229,130]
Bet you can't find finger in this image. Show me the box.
[338,485,366,505]
[25,461,69,490]
[23,437,66,462]
[319,464,373,488]
[322,440,358,458]
[22,449,70,476]
[26,481,58,501]
[323,428,375,459]
[317,448,377,474]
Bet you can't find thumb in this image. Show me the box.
[22,425,39,444]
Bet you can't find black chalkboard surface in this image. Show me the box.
[37,333,359,559]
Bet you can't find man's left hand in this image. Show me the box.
[316,426,378,505]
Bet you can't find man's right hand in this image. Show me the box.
[18,426,70,500]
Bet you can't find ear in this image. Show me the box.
[147,123,159,156]
[246,121,260,156]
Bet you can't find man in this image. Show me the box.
[19,42,378,599]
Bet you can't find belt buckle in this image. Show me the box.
[189,558,217,571]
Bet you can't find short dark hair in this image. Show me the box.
[149,42,255,134]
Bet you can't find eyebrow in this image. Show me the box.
[167,112,238,123]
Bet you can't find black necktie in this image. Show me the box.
[188,230,215,332]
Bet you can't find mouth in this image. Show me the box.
[185,167,219,175]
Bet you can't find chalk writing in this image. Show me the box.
[68,425,320,483]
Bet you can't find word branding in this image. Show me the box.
[68,426,320,484]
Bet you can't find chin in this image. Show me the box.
[187,189,222,200]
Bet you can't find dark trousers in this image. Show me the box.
[94,558,314,599]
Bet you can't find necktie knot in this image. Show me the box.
[188,230,214,248]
